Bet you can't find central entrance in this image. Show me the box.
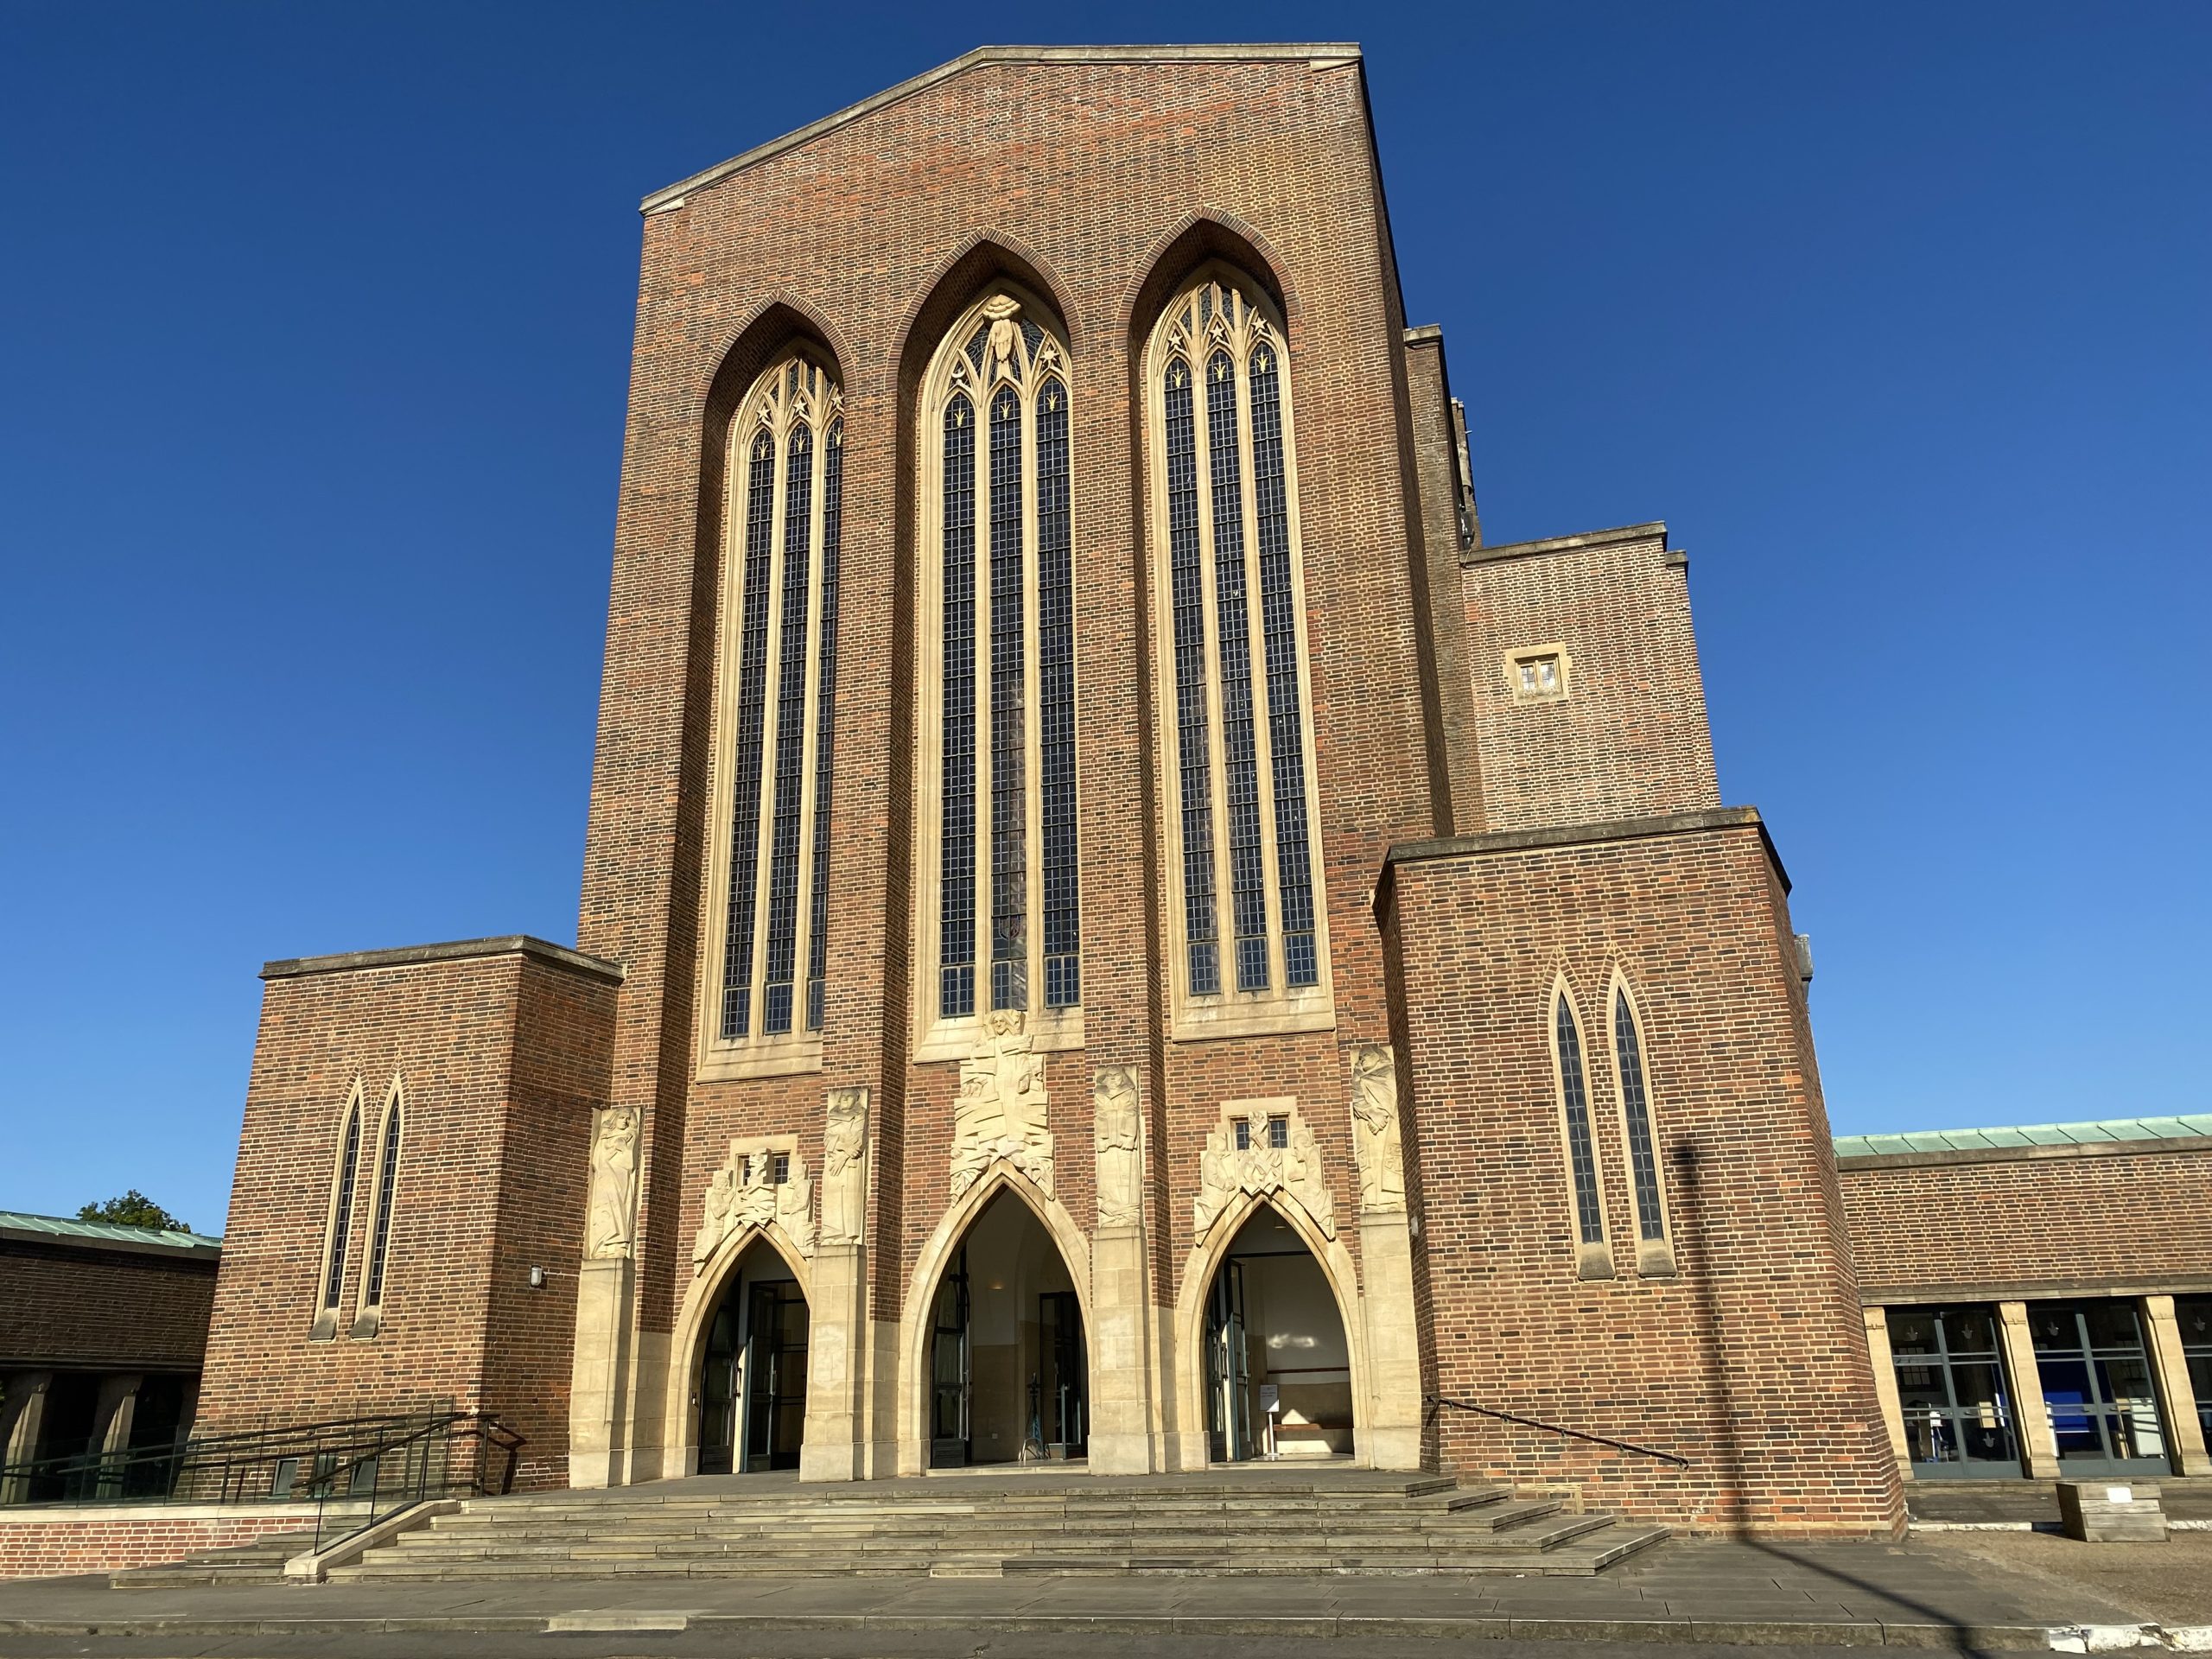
[1204,1203,1353,1462]
[926,1186,1088,1467]
[697,1243,810,1474]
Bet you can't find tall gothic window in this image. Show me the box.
[703,348,843,1076]
[1611,976,1675,1268]
[916,288,1082,1054]
[311,1084,365,1337]
[1550,984,1612,1279]
[1146,267,1330,1038]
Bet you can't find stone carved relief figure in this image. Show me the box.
[584,1105,640,1259]
[1092,1066,1142,1229]
[1192,1101,1337,1243]
[822,1088,868,1246]
[1348,1044,1408,1214]
[951,1008,1054,1199]
[690,1140,816,1274]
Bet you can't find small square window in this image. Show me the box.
[1233,1120,1251,1151]
[1507,647,1570,704]
[1266,1116,1288,1150]
[771,1153,791,1186]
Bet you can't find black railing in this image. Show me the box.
[0,1406,524,1554]
[1425,1394,1688,1466]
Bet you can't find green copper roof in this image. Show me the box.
[0,1211,222,1251]
[1834,1115,2212,1160]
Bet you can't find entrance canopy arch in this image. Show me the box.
[1174,1187,1369,1467]
[897,1166,1093,1474]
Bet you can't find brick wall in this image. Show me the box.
[0,1504,313,1580]
[582,49,1460,1368]
[0,1243,214,1371]
[194,941,616,1488]
[1382,810,1903,1536]
[1464,526,1720,833]
[1840,1141,2212,1300]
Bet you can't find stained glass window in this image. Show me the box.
[321,1100,362,1312]
[927,294,1082,1035]
[714,353,845,1052]
[1147,271,1327,1018]
[1555,994,1607,1248]
[1613,988,1667,1243]
[362,1096,402,1307]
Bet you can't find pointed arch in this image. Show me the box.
[906,270,1085,1059]
[1171,1187,1370,1470]
[1139,256,1332,1038]
[894,1163,1093,1475]
[1122,208,1302,354]
[661,1218,817,1477]
[309,1079,365,1339]
[352,1074,405,1334]
[1548,973,1613,1281]
[1606,967,1676,1274]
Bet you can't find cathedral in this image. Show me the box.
[176,44,2211,1546]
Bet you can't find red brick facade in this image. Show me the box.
[185,45,1925,1538]
[194,941,618,1489]
[0,1507,312,1582]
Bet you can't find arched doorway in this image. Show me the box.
[696,1240,810,1474]
[925,1187,1088,1468]
[1203,1204,1354,1463]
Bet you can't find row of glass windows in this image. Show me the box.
[1549,978,1671,1274]
[1888,1298,2212,1478]
[313,1082,403,1337]
[705,266,1328,1070]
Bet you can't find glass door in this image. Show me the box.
[930,1247,972,1468]
[1039,1290,1086,1458]
[1205,1260,1250,1462]
[1885,1305,2023,1478]
[742,1281,809,1471]
[2031,1300,2171,1477]
[2178,1297,2212,1444]
[698,1301,740,1475]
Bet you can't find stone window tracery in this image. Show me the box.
[703,348,844,1076]
[1146,267,1331,1038]
[916,288,1082,1057]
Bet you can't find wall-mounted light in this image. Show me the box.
[529,1266,547,1289]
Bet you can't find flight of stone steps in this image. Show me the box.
[326,1473,1668,1580]
[109,1530,317,1587]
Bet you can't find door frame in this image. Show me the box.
[666,1221,815,1478]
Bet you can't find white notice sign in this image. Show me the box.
[1259,1384,1280,1414]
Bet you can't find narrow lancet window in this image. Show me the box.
[319,1094,363,1319]
[707,349,844,1065]
[1554,991,1608,1258]
[1146,268,1330,1032]
[361,1090,402,1309]
[921,289,1082,1046]
[1613,985,1669,1246]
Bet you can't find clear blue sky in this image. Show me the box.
[3,3,2206,1236]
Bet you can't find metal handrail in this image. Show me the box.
[1424,1394,1688,1467]
[0,1406,525,1521]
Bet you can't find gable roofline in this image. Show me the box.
[640,43,1365,214]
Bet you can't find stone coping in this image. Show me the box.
[1462,520,1669,567]
[1838,1134,2212,1173]
[0,1501,319,1525]
[643,44,1364,213]
[261,936,623,986]
[1385,806,1787,893]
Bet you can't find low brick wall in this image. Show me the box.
[0,1503,315,1580]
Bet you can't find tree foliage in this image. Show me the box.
[77,1190,190,1233]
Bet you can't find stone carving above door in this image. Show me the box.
[691,1137,815,1273]
[951,1009,1054,1200]
[1093,1066,1143,1230]
[821,1088,869,1247]
[584,1104,640,1260]
[1193,1097,1336,1243]
[1349,1044,1408,1215]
